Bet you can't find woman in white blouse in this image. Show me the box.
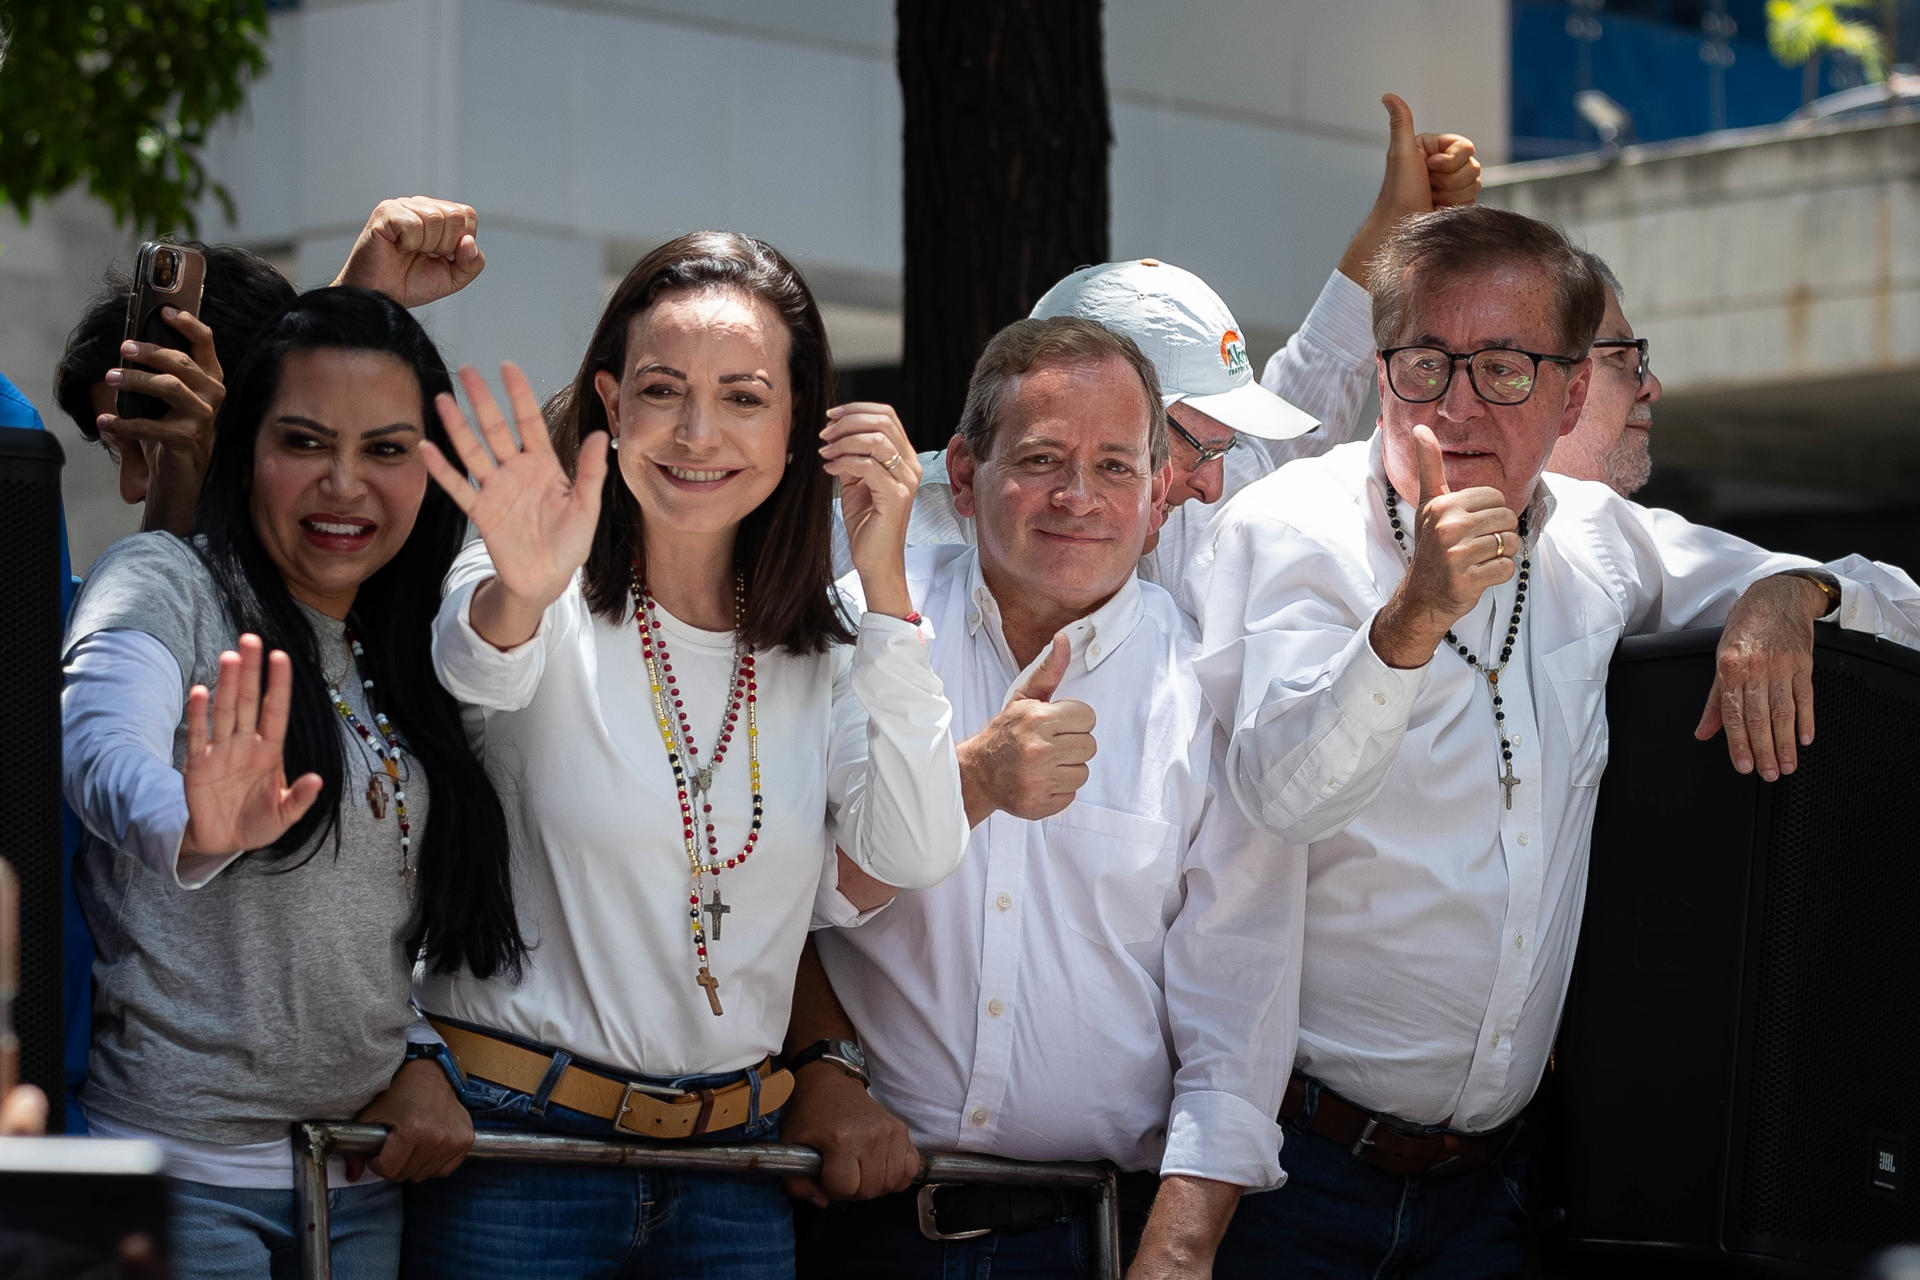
[402,231,968,1278]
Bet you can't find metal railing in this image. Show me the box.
[293,1121,1123,1280]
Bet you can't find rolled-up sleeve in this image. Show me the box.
[825,612,968,891]
[1160,737,1303,1190]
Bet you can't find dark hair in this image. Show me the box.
[549,231,853,653]
[956,316,1169,468]
[192,286,524,979]
[1368,205,1607,358]
[54,242,299,443]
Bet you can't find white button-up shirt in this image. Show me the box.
[829,269,1379,623]
[818,545,1300,1189]
[1195,433,1920,1132]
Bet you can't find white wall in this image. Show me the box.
[1,0,1510,570]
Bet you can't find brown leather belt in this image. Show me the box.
[1281,1073,1512,1177]
[429,1017,794,1141]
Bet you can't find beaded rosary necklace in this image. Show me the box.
[326,628,414,894]
[632,562,761,1017]
[1384,480,1532,811]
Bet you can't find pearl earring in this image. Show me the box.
[610,435,620,451]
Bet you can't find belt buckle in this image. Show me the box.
[614,1078,685,1133]
[916,1184,992,1242]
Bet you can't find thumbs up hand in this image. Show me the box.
[1370,425,1521,669]
[957,633,1098,825]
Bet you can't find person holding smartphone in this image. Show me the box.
[53,196,488,537]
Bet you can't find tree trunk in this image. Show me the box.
[895,0,1112,450]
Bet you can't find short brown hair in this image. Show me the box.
[1368,206,1606,358]
[549,230,852,653]
[956,316,1168,469]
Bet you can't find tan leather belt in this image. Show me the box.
[430,1018,794,1141]
[1281,1072,1512,1177]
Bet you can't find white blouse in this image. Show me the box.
[420,540,967,1077]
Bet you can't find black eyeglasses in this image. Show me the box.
[1590,337,1652,387]
[1168,414,1237,465]
[1381,346,1580,407]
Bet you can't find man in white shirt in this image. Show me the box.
[1194,204,1920,1277]
[829,93,1484,622]
[791,317,1301,1279]
[1546,249,1662,497]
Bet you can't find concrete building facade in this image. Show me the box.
[1,0,1508,571]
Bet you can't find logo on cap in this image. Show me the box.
[1220,330,1250,378]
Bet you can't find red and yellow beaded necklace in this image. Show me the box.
[632,562,760,1017]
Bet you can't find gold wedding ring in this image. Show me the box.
[1494,531,1507,557]
[881,453,903,473]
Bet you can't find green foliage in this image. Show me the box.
[1766,0,1890,82]
[0,0,271,235]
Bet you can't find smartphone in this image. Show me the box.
[117,241,207,421]
[0,858,16,1102]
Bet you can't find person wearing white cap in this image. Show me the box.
[830,93,1482,625]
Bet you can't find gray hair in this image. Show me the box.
[956,316,1169,469]
[1575,248,1624,304]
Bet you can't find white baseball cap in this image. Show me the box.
[1029,258,1320,441]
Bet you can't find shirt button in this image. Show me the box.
[994,892,1013,912]
[1088,642,1101,659]
[1491,1033,1502,1049]
[968,611,981,627]
[1510,733,1522,745]
[1372,692,1387,705]
[970,1107,990,1127]
[1514,932,1525,950]
[987,998,1006,1017]
[1517,833,1530,846]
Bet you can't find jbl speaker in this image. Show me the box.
[1556,625,1920,1276]
[0,426,67,1132]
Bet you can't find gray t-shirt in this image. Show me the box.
[64,532,427,1144]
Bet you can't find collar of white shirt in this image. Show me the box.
[953,546,1149,689]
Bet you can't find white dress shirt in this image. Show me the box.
[1195,433,1920,1132]
[422,540,968,1078]
[817,545,1299,1189]
[829,269,1378,622]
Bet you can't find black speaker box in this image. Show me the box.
[0,426,66,1132]
[1557,625,1920,1277]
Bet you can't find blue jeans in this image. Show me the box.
[1214,1117,1529,1280]
[170,1177,400,1280]
[402,1059,793,1279]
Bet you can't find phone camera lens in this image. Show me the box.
[151,249,179,291]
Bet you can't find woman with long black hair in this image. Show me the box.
[60,286,522,1277]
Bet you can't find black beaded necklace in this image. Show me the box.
[1384,480,1532,811]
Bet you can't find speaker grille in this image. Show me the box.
[1736,659,1920,1252]
[0,433,66,1127]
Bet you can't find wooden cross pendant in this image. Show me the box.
[1500,760,1520,811]
[696,965,724,1017]
[704,889,731,941]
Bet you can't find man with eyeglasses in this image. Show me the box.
[1546,250,1662,496]
[829,93,1483,623]
[1191,204,1920,1278]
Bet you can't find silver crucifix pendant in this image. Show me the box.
[1500,761,1520,810]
